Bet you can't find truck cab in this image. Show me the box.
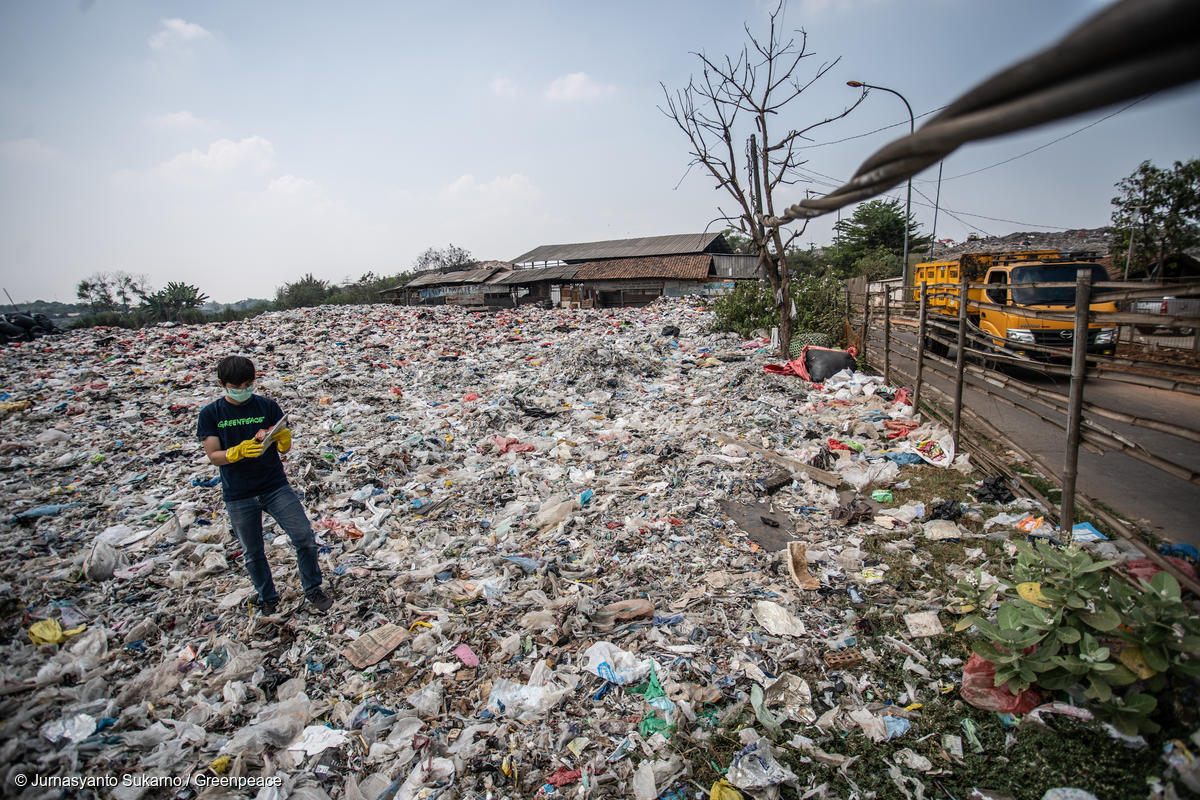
[978,261,1117,358]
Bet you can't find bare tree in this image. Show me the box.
[661,1,863,357]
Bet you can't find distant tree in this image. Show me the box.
[1110,159,1200,278]
[662,1,864,358]
[832,199,930,272]
[785,247,819,276]
[76,273,118,312]
[326,271,405,305]
[413,244,474,274]
[139,281,209,321]
[275,273,331,309]
[75,271,150,313]
[721,228,756,255]
[849,245,903,282]
[114,272,149,312]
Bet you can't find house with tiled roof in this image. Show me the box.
[510,232,760,308]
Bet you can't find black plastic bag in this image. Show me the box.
[975,476,1015,504]
[926,499,964,521]
[804,348,856,382]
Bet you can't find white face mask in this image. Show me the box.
[225,386,254,403]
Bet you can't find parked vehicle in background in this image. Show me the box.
[1131,295,1200,335]
[1128,255,1200,335]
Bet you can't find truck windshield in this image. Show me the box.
[1009,264,1110,306]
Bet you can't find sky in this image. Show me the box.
[1,0,1197,305]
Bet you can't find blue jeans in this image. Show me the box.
[226,484,322,603]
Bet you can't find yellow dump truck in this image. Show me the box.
[915,250,1118,360]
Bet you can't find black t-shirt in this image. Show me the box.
[196,394,288,501]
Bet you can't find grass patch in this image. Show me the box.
[889,464,976,509]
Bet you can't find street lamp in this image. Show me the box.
[847,80,915,284]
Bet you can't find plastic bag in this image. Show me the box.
[839,459,900,492]
[406,680,444,717]
[485,677,573,721]
[960,654,1041,714]
[727,740,798,790]
[84,539,120,581]
[805,346,857,382]
[914,435,955,467]
[222,693,312,755]
[583,641,653,685]
[752,601,806,637]
[762,345,857,382]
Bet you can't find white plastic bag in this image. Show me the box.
[583,641,653,685]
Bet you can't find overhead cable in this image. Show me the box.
[797,106,947,150]
[931,95,1151,182]
[765,0,1200,226]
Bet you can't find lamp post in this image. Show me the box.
[848,80,915,285]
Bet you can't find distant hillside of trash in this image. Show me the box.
[930,227,1115,260]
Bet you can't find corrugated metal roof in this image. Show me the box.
[511,232,727,264]
[712,253,762,279]
[492,264,580,285]
[400,272,446,288]
[574,254,712,281]
[398,264,509,289]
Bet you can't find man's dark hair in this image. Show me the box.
[217,355,256,386]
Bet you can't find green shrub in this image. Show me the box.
[957,541,1200,735]
[711,274,845,345]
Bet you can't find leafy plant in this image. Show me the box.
[711,274,845,345]
[956,541,1200,735]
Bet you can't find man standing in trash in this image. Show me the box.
[197,355,332,614]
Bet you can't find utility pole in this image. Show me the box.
[928,161,943,259]
[1123,206,1140,281]
[749,134,765,244]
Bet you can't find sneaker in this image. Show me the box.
[306,588,333,612]
[253,597,279,616]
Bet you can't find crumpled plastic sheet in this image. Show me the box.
[0,298,1161,797]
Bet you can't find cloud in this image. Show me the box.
[260,174,325,207]
[0,138,58,163]
[440,173,541,209]
[147,110,208,130]
[545,72,617,102]
[793,0,892,14]
[490,76,518,98]
[148,18,212,51]
[152,136,275,183]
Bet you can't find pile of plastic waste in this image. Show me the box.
[0,299,1192,800]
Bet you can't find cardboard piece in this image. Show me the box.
[342,623,410,669]
[904,611,945,638]
[785,542,820,591]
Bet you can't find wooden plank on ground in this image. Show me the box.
[713,432,842,488]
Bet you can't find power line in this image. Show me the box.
[766,0,1200,226]
[800,164,1085,232]
[926,95,1151,182]
[797,106,947,150]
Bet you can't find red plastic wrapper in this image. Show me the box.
[1125,557,1197,584]
[960,654,1042,714]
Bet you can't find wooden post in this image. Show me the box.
[1061,267,1092,534]
[915,283,927,410]
[860,286,871,364]
[883,284,892,384]
[952,271,968,451]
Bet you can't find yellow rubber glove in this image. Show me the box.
[226,438,264,463]
[274,427,292,454]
